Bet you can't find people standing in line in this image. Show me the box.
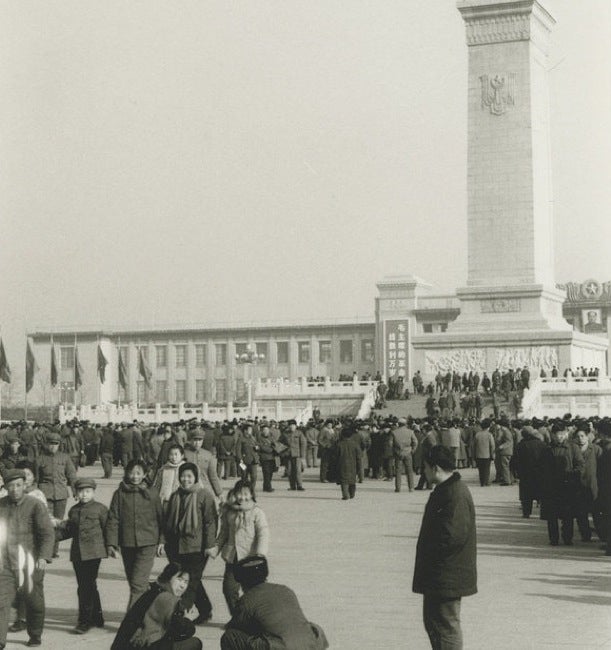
[234,424,259,497]
[304,420,319,468]
[317,420,336,482]
[332,425,362,501]
[217,425,238,480]
[574,424,601,542]
[392,417,418,493]
[280,420,306,491]
[471,419,496,487]
[212,481,270,616]
[99,425,116,479]
[37,431,77,558]
[55,477,108,634]
[256,426,277,492]
[514,425,546,517]
[540,423,584,546]
[0,469,55,648]
[163,463,217,625]
[106,460,165,609]
[412,445,477,650]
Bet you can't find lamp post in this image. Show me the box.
[234,345,265,410]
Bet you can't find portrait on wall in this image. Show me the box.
[582,308,606,335]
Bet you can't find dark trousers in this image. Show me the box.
[383,458,394,479]
[319,448,331,482]
[47,499,67,556]
[121,544,157,609]
[394,455,414,491]
[287,456,303,489]
[547,518,574,545]
[0,567,45,644]
[475,459,491,486]
[306,445,318,467]
[260,460,275,491]
[340,483,356,500]
[223,562,241,616]
[423,595,463,650]
[73,558,103,626]
[218,458,237,480]
[221,628,268,650]
[521,499,535,518]
[101,452,114,478]
[173,553,212,617]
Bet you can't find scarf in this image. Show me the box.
[119,480,151,499]
[158,462,183,503]
[167,485,200,538]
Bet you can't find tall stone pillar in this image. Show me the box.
[451,0,568,332]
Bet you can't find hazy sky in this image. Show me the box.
[1,0,610,382]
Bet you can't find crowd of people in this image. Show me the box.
[0,404,610,648]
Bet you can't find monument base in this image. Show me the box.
[412,329,608,382]
[448,284,572,333]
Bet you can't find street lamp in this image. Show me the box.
[235,345,265,408]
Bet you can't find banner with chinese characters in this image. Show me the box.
[384,319,409,378]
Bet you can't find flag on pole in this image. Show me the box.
[138,347,152,389]
[74,346,84,391]
[118,350,127,391]
[0,338,11,383]
[50,344,58,387]
[25,340,38,393]
[97,344,108,383]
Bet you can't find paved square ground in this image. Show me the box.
[6,465,611,649]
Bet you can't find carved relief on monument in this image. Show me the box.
[465,14,530,45]
[557,280,611,303]
[480,73,515,115]
[480,298,520,313]
[425,349,486,374]
[494,346,558,372]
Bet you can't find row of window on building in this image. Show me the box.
[58,339,375,370]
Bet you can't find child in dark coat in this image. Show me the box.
[55,477,108,634]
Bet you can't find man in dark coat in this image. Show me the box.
[412,445,477,650]
[514,426,546,517]
[334,426,362,500]
[221,556,328,650]
[596,419,611,555]
[0,469,55,648]
[540,423,584,546]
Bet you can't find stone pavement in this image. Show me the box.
[7,464,611,649]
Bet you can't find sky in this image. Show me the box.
[0,0,610,396]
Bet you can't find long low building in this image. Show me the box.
[28,276,610,407]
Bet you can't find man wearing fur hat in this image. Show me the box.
[0,469,55,648]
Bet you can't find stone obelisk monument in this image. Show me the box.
[407,0,607,376]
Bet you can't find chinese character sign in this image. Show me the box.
[385,320,409,378]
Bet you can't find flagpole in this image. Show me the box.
[117,336,121,409]
[24,337,28,421]
[97,334,101,407]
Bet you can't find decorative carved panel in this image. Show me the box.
[464,14,530,45]
[480,298,521,313]
[480,73,516,115]
[425,349,486,374]
[494,346,558,372]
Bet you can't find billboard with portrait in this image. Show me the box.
[581,308,606,335]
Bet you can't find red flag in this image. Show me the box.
[97,345,108,384]
[138,347,152,389]
[118,350,128,391]
[50,345,58,387]
[74,346,84,391]
[25,340,38,393]
[0,338,11,383]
